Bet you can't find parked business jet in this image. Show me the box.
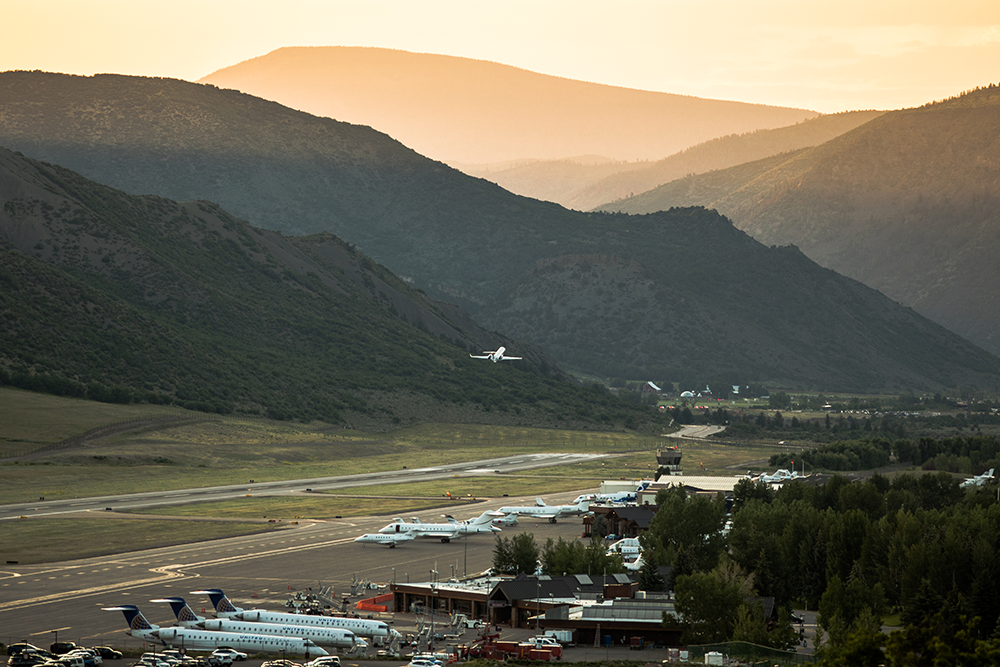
[151,597,206,627]
[497,499,590,523]
[232,610,399,641]
[354,532,415,548]
[191,588,245,618]
[379,510,502,542]
[573,482,650,505]
[470,346,521,363]
[961,468,995,488]
[197,619,362,649]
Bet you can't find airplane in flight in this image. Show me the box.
[354,532,415,548]
[961,468,995,488]
[378,510,502,542]
[469,346,521,363]
[192,588,400,642]
[150,597,206,626]
[196,619,362,649]
[497,498,590,523]
[104,605,329,656]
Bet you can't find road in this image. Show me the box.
[0,453,607,521]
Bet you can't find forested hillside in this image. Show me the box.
[1,72,998,392]
[597,84,1000,358]
[0,146,664,431]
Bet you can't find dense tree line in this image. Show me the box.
[769,434,1000,475]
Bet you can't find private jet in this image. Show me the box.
[469,346,521,362]
[378,510,502,542]
[497,498,590,523]
[961,468,995,488]
[573,482,650,505]
[354,532,415,548]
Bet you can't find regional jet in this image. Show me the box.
[470,346,521,362]
[197,619,363,649]
[497,498,590,523]
[232,610,399,641]
[354,532,415,548]
[961,468,995,488]
[105,604,329,656]
[378,510,502,542]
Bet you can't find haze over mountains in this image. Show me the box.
[198,46,819,164]
[1,71,997,395]
[597,85,1000,358]
[461,110,886,211]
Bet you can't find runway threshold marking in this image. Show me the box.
[0,530,359,613]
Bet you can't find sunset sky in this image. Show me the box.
[4,0,998,113]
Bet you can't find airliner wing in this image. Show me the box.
[469,354,491,359]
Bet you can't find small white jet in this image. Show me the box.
[354,532,415,548]
[497,498,590,524]
[961,468,995,488]
[470,346,521,363]
[378,510,502,542]
[573,482,650,505]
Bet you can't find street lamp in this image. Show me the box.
[536,578,540,631]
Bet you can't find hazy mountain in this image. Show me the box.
[0,145,674,431]
[198,46,818,164]
[1,71,998,393]
[460,111,884,210]
[596,85,1000,357]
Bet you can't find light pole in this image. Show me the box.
[536,578,540,632]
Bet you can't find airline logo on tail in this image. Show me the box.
[152,597,203,625]
[103,605,155,631]
[191,588,243,615]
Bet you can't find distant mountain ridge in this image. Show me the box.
[0,145,668,431]
[596,84,1000,357]
[198,46,819,164]
[461,111,885,210]
[1,71,998,393]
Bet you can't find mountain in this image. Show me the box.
[197,46,819,164]
[460,111,884,210]
[595,85,1000,357]
[1,71,998,393]
[0,145,670,431]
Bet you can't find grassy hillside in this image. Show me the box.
[1,72,998,392]
[596,84,1000,358]
[0,147,665,431]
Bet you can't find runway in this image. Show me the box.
[0,486,593,649]
[0,453,607,521]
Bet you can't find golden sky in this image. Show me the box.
[4,0,998,112]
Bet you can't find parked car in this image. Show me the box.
[49,646,79,657]
[7,645,45,657]
[209,651,245,663]
[260,661,301,667]
[65,650,100,667]
[89,649,121,661]
[9,654,51,667]
[304,658,340,667]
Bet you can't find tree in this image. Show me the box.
[668,557,754,644]
[493,533,539,575]
[643,485,727,573]
[637,558,666,592]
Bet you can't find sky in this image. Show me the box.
[4,0,999,113]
